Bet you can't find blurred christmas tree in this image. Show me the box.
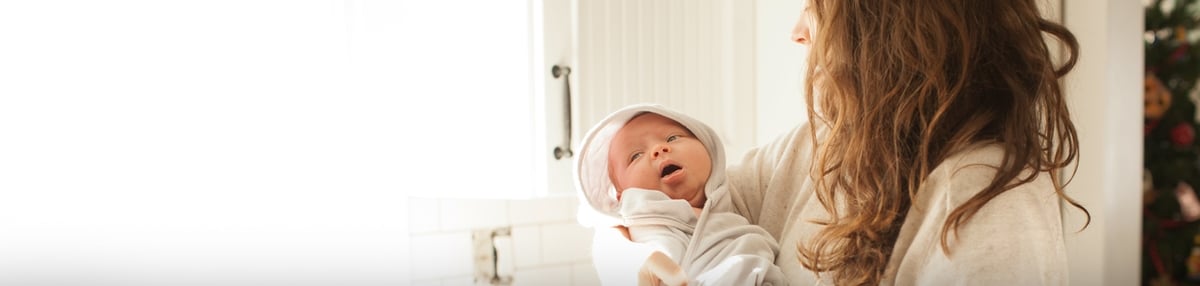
[1144,0,1200,285]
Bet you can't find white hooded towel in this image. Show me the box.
[574,103,787,286]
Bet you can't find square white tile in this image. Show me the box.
[563,196,581,222]
[440,198,510,231]
[508,197,571,226]
[540,222,593,264]
[510,225,542,269]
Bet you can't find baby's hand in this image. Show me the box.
[639,251,689,286]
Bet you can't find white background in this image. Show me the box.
[0,1,411,285]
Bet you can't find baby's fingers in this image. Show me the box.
[639,251,689,286]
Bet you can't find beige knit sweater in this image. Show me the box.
[716,123,1070,285]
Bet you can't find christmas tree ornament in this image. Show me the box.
[1147,73,1173,120]
[1172,122,1196,147]
[1178,182,1200,222]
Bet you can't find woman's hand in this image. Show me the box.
[638,251,689,286]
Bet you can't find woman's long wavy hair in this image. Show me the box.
[797,0,1090,285]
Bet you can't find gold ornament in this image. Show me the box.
[1146,73,1173,120]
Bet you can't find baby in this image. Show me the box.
[575,103,786,286]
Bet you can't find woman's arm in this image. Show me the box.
[722,123,815,225]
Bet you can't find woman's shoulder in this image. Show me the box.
[925,143,1056,206]
[734,121,825,171]
[895,143,1068,285]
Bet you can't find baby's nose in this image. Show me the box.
[652,145,671,158]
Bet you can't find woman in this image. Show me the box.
[613,0,1089,285]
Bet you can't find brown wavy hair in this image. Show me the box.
[796,0,1090,285]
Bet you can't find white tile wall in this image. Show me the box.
[508,197,573,226]
[539,223,592,265]
[409,232,474,280]
[513,265,572,286]
[408,195,598,286]
[511,225,542,269]
[439,199,511,232]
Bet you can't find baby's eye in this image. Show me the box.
[630,152,643,162]
[666,135,680,142]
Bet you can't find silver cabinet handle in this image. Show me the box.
[552,65,573,160]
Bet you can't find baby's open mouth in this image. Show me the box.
[660,164,682,178]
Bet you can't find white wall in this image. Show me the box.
[1061,0,1143,285]
[754,0,809,144]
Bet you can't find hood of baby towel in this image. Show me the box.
[574,103,726,227]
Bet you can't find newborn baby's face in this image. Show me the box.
[608,113,710,208]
